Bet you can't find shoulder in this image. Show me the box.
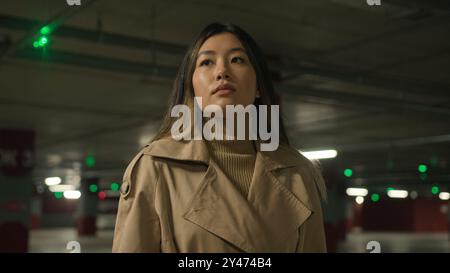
[120,145,161,199]
[277,144,327,201]
[272,143,319,171]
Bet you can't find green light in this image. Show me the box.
[344,169,353,177]
[33,41,39,48]
[89,184,98,193]
[386,187,394,193]
[431,186,439,195]
[38,36,48,46]
[371,193,380,202]
[418,164,427,173]
[40,26,51,35]
[85,155,96,167]
[54,192,63,199]
[111,182,119,192]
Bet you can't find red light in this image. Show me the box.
[98,191,106,200]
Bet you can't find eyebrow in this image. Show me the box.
[197,47,247,57]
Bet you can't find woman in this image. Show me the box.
[112,23,327,253]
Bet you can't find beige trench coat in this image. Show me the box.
[112,137,327,253]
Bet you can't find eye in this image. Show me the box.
[199,59,213,66]
[231,56,245,64]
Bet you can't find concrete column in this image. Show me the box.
[321,160,347,252]
[0,129,34,252]
[30,186,43,230]
[76,177,98,235]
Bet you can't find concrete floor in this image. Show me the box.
[338,231,450,253]
[29,228,114,253]
[29,228,450,253]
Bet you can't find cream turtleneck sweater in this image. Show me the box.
[205,139,257,197]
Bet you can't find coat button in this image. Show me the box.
[120,181,130,196]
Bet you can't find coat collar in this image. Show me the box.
[143,137,301,171]
[143,137,313,252]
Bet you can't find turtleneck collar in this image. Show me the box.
[205,139,256,155]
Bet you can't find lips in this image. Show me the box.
[213,83,236,95]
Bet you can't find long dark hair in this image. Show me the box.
[152,22,290,145]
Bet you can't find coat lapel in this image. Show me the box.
[146,138,313,252]
[182,160,261,252]
[246,149,313,251]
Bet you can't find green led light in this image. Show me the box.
[38,36,48,46]
[40,26,51,35]
[344,169,353,178]
[431,186,439,195]
[89,184,98,193]
[54,192,63,199]
[371,193,380,202]
[33,41,40,48]
[111,182,119,192]
[85,155,96,167]
[386,187,394,193]
[418,164,427,173]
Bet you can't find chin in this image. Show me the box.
[212,98,238,108]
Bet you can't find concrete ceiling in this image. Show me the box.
[0,0,449,193]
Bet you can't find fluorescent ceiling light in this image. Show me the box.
[439,192,450,201]
[301,149,337,160]
[387,190,408,199]
[63,190,81,199]
[45,177,62,186]
[49,184,76,192]
[346,187,368,197]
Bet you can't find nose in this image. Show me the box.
[216,71,230,81]
[215,61,230,81]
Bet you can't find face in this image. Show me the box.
[192,33,259,110]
